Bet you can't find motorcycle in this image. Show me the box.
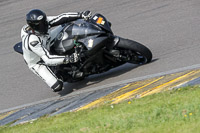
[14,13,152,82]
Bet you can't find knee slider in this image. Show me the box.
[51,80,63,92]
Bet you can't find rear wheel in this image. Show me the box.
[116,38,152,64]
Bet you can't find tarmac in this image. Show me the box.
[1,67,200,126]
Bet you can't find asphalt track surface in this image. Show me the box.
[0,0,200,111]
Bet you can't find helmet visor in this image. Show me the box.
[28,21,48,34]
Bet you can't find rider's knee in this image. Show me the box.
[51,79,63,92]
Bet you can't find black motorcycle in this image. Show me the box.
[14,14,152,82]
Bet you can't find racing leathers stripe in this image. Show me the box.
[23,33,65,67]
[48,12,81,27]
[21,12,82,89]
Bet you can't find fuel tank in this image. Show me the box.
[51,19,108,55]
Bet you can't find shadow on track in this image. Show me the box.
[58,58,158,96]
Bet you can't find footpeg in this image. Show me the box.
[73,71,84,78]
[109,50,120,57]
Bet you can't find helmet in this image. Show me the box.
[26,9,48,34]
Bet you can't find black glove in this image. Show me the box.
[63,53,79,64]
[81,10,92,20]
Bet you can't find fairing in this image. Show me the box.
[52,14,112,54]
[89,14,113,34]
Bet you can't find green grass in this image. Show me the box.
[1,86,200,133]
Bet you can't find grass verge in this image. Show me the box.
[1,85,200,133]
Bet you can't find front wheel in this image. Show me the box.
[116,38,152,64]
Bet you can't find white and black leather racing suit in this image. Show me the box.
[21,12,82,91]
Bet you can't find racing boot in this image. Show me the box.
[51,79,63,92]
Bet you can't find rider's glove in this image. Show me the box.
[63,53,79,64]
[81,10,92,20]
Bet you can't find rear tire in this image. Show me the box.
[116,38,152,64]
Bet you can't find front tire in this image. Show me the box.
[116,38,152,64]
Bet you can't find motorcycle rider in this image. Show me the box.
[21,9,92,92]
